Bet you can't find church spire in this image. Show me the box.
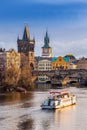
[23,25,30,40]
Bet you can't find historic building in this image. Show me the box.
[63,54,77,64]
[0,49,20,70]
[63,54,77,69]
[68,63,77,69]
[38,59,52,71]
[38,59,52,83]
[52,56,68,70]
[77,57,87,69]
[34,31,52,71]
[42,31,52,57]
[17,25,35,70]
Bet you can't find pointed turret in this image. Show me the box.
[42,30,52,57]
[43,31,50,48]
[23,25,30,40]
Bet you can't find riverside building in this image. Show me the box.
[38,59,52,83]
[0,49,20,70]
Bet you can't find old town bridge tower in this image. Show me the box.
[17,25,35,70]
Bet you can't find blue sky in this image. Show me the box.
[0,0,87,58]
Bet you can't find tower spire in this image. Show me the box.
[44,30,50,48]
[23,25,30,40]
[42,30,52,57]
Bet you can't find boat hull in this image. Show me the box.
[41,102,76,109]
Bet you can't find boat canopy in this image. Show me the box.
[50,90,70,95]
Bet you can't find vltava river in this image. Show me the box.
[0,85,87,130]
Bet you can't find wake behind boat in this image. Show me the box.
[41,90,76,109]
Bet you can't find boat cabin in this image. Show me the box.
[49,91,71,100]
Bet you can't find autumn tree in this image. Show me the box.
[5,65,20,88]
[18,53,34,90]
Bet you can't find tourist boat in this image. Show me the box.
[41,90,76,109]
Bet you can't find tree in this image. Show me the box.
[5,65,20,88]
[18,63,34,90]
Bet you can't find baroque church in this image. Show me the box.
[17,25,35,70]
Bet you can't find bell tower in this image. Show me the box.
[42,31,52,57]
[17,25,35,70]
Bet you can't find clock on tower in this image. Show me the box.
[44,48,48,53]
[42,31,52,57]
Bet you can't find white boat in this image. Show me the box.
[41,90,76,109]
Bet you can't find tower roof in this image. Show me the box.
[42,31,51,48]
[23,25,30,40]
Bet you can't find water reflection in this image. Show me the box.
[35,83,51,91]
[18,118,33,130]
[0,92,33,105]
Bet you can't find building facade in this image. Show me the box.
[52,56,68,70]
[68,63,77,69]
[64,54,77,64]
[42,31,52,57]
[17,25,35,70]
[38,59,52,71]
[0,49,20,70]
[38,59,52,83]
[77,57,87,69]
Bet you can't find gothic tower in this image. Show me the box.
[17,25,35,70]
[42,31,52,57]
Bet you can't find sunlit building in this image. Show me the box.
[68,63,77,69]
[38,59,52,83]
[77,57,87,70]
[38,59,52,71]
[52,56,68,70]
[63,54,77,64]
[0,49,20,70]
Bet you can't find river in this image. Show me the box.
[0,84,87,130]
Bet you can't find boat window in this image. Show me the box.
[64,95,68,98]
[57,95,61,98]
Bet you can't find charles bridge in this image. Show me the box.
[32,69,87,85]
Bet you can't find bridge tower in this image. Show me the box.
[17,25,35,70]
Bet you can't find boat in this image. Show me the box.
[16,87,27,93]
[41,90,76,109]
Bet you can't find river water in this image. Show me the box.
[0,84,87,130]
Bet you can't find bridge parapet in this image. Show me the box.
[33,69,87,85]
[33,69,87,76]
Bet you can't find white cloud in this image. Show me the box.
[0,41,17,51]
[1,38,87,59]
[51,38,87,58]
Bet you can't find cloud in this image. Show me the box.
[0,41,17,51]
[1,36,87,59]
[51,38,87,58]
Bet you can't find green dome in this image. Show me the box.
[51,57,57,62]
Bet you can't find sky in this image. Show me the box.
[0,0,87,58]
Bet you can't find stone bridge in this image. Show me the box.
[32,69,87,85]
